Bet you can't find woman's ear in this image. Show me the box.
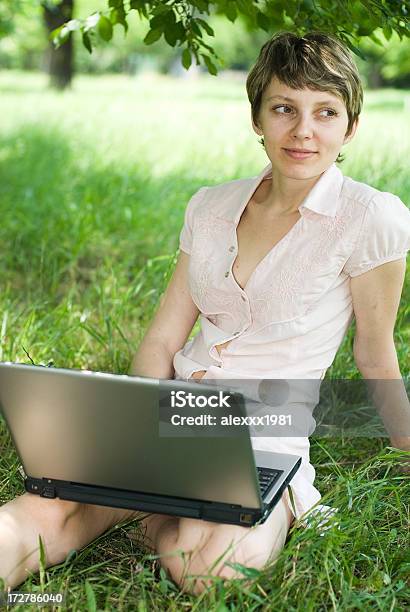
[343,117,359,145]
[252,116,263,137]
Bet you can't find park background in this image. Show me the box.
[0,1,409,609]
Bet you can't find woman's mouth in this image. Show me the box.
[283,148,318,160]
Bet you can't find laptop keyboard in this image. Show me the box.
[257,467,282,498]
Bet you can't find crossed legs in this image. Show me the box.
[0,493,292,594]
[143,498,293,593]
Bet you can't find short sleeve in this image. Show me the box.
[178,187,207,255]
[344,193,410,277]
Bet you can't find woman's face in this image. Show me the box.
[253,77,358,179]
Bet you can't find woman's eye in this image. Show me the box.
[273,105,293,114]
[319,108,337,117]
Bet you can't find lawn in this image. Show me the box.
[0,71,409,610]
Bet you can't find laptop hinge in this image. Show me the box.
[26,477,63,499]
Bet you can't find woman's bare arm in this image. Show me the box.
[129,251,200,379]
[351,258,410,455]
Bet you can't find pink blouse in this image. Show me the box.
[172,162,410,521]
[174,162,410,382]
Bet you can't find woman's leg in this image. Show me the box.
[1,492,292,594]
[141,495,293,595]
[0,493,138,588]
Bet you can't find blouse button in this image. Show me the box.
[224,271,230,278]
[229,246,235,252]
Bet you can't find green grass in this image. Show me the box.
[0,72,409,610]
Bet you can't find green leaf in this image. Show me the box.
[191,0,209,12]
[174,21,186,44]
[382,25,392,41]
[287,484,297,517]
[225,2,237,22]
[202,54,217,75]
[98,15,113,41]
[51,24,70,46]
[357,21,375,36]
[236,0,255,18]
[130,0,149,18]
[159,567,169,594]
[150,10,174,31]
[197,39,215,53]
[196,18,214,36]
[51,19,79,46]
[150,2,171,15]
[190,20,202,37]
[256,11,270,32]
[82,31,93,54]
[143,28,162,45]
[85,581,97,612]
[345,40,367,61]
[38,535,46,590]
[164,20,185,47]
[164,23,179,46]
[182,48,192,70]
[110,8,128,32]
[108,0,123,8]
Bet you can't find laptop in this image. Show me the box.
[0,362,301,527]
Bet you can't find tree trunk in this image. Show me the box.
[367,61,384,89]
[42,0,74,90]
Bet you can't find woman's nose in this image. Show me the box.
[291,114,314,140]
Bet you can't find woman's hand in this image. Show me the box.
[190,370,207,381]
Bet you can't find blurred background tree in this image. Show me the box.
[42,0,74,88]
[0,0,77,87]
[356,33,410,88]
[0,0,409,88]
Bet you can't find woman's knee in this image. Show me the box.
[156,518,214,590]
[160,499,291,594]
[165,534,260,595]
[185,527,287,594]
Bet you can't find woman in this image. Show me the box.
[1,31,409,595]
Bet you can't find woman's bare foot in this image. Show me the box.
[0,494,137,588]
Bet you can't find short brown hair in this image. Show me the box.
[246,31,363,139]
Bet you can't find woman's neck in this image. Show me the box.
[262,167,323,216]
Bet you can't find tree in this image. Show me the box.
[52,0,410,75]
[0,0,75,89]
[42,0,74,89]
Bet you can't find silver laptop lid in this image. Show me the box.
[0,363,262,508]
